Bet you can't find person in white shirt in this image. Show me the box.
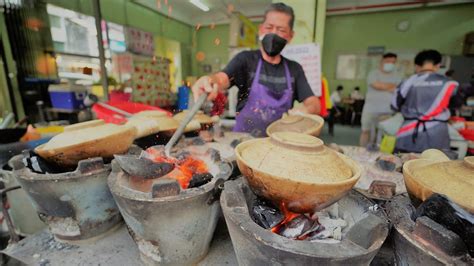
[330,85,343,105]
[360,53,402,147]
[328,85,344,136]
[350,87,364,100]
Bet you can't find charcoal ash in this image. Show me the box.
[114,155,174,179]
[275,215,316,239]
[206,148,221,162]
[251,197,284,229]
[188,173,213,188]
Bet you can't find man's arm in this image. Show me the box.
[371,81,397,92]
[291,96,321,115]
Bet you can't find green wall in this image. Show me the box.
[322,3,474,95]
[194,24,230,77]
[45,0,194,77]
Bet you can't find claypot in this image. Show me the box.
[36,124,136,167]
[403,149,474,213]
[266,113,324,137]
[235,132,361,213]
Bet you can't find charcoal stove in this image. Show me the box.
[221,178,390,265]
[108,145,233,265]
[9,155,122,241]
[386,194,473,265]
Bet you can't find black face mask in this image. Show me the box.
[261,33,287,57]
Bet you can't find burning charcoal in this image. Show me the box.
[207,148,221,162]
[414,194,474,257]
[230,139,241,148]
[275,215,314,239]
[114,155,174,179]
[251,198,284,229]
[151,178,181,198]
[188,173,213,188]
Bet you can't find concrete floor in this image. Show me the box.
[319,124,362,146]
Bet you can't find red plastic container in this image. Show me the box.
[92,101,171,124]
[459,129,474,141]
[109,92,131,103]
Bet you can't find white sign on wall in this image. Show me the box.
[281,43,322,96]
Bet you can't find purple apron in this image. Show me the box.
[233,58,293,137]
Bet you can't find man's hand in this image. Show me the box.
[191,76,218,102]
[191,72,231,102]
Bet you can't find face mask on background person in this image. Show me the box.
[383,63,396,73]
[260,33,288,57]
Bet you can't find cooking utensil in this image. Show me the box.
[113,154,174,179]
[403,149,474,213]
[165,93,208,157]
[95,102,133,118]
[235,132,361,213]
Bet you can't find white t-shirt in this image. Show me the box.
[364,69,402,113]
[330,91,341,105]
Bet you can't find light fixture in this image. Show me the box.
[189,0,210,12]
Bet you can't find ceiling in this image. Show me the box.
[134,0,271,26]
[133,0,471,26]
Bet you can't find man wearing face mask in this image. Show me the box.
[360,52,402,147]
[191,3,320,137]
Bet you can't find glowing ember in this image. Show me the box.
[146,147,208,189]
[271,202,300,233]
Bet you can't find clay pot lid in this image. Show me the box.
[266,114,324,136]
[239,132,353,183]
[403,149,474,212]
[174,111,214,125]
[64,119,105,132]
[134,110,168,118]
[36,124,136,151]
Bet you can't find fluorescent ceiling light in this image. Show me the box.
[189,0,210,12]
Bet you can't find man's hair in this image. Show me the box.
[354,86,360,91]
[414,50,442,66]
[383,52,397,59]
[264,3,295,30]
[337,85,343,91]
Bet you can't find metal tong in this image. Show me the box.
[164,93,208,157]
